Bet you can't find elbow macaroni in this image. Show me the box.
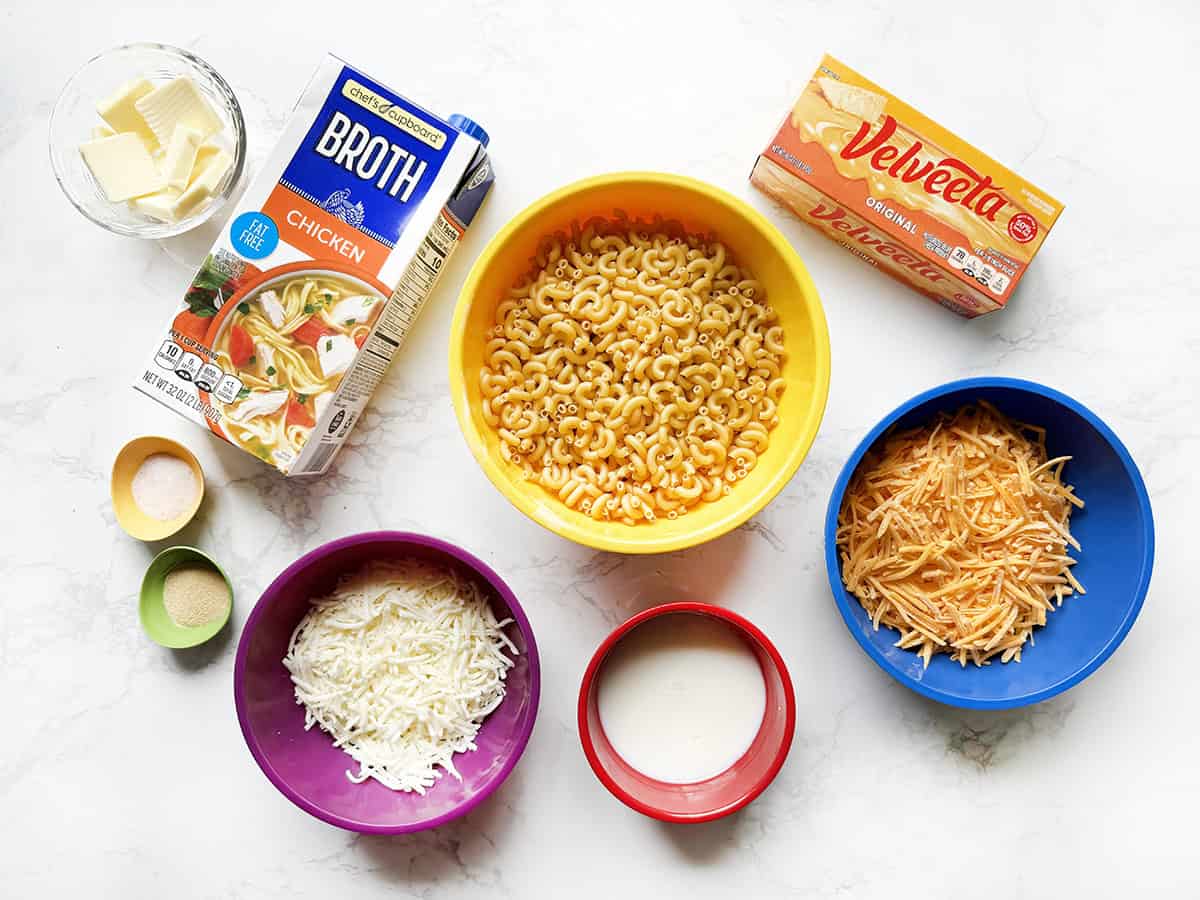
[480,220,786,525]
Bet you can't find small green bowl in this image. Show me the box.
[140,546,233,648]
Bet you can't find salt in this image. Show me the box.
[131,453,198,521]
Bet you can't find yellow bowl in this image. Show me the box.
[111,436,205,541]
[449,172,831,554]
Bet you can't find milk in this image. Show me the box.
[596,613,767,784]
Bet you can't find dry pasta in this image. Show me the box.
[836,401,1085,667]
[479,218,786,525]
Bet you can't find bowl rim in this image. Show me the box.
[576,601,796,823]
[110,434,205,541]
[232,530,542,834]
[48,41,247,239]
[448,170,831,555]
[823,376,1156,710]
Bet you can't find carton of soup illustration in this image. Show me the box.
[136,54,493,475]
[751,54,1062,317]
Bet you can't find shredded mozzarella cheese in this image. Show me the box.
[283,560,518,793]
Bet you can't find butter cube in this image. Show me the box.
[190,142,221,176]
[171,180,212,219]
[168,146,234,220]
[91,124,115,139]
[96,78,158,151]
[161,125,204,190]
[79,133,165,202]
[131,188,183,222]
[189,148,233,192]
[135,77,222,146]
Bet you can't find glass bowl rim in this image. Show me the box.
[48,41,248,239]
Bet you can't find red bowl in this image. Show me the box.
[577,602,795,823]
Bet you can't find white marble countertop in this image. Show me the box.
[5,2,1198,896]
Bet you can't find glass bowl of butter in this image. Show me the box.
[49,42,246,238]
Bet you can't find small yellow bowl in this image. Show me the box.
[449,172,831,554]
[111,436,205,541]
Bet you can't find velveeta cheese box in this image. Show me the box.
[751,54,1063,317]
[135,54,493,475]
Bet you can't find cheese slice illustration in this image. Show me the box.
[816,77,886,122]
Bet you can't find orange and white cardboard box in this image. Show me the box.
[751,54,1064,317]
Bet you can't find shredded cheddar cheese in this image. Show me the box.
[836,401,1085,667]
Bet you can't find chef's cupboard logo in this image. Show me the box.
[341,79,446,150]
[840,115,1008,222]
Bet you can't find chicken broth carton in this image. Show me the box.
[751,54,1063,317]
[136,54,493,475]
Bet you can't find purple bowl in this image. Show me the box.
[234,531,541,833]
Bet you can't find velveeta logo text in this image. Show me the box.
[807,201,947,285]
[840,115,1007,222]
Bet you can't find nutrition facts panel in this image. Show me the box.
[950,246,1011,296]
[294,212,464,475]
[339,349,389,409]
[380,211,463,345]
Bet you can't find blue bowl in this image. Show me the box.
[824,377,1154,709]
